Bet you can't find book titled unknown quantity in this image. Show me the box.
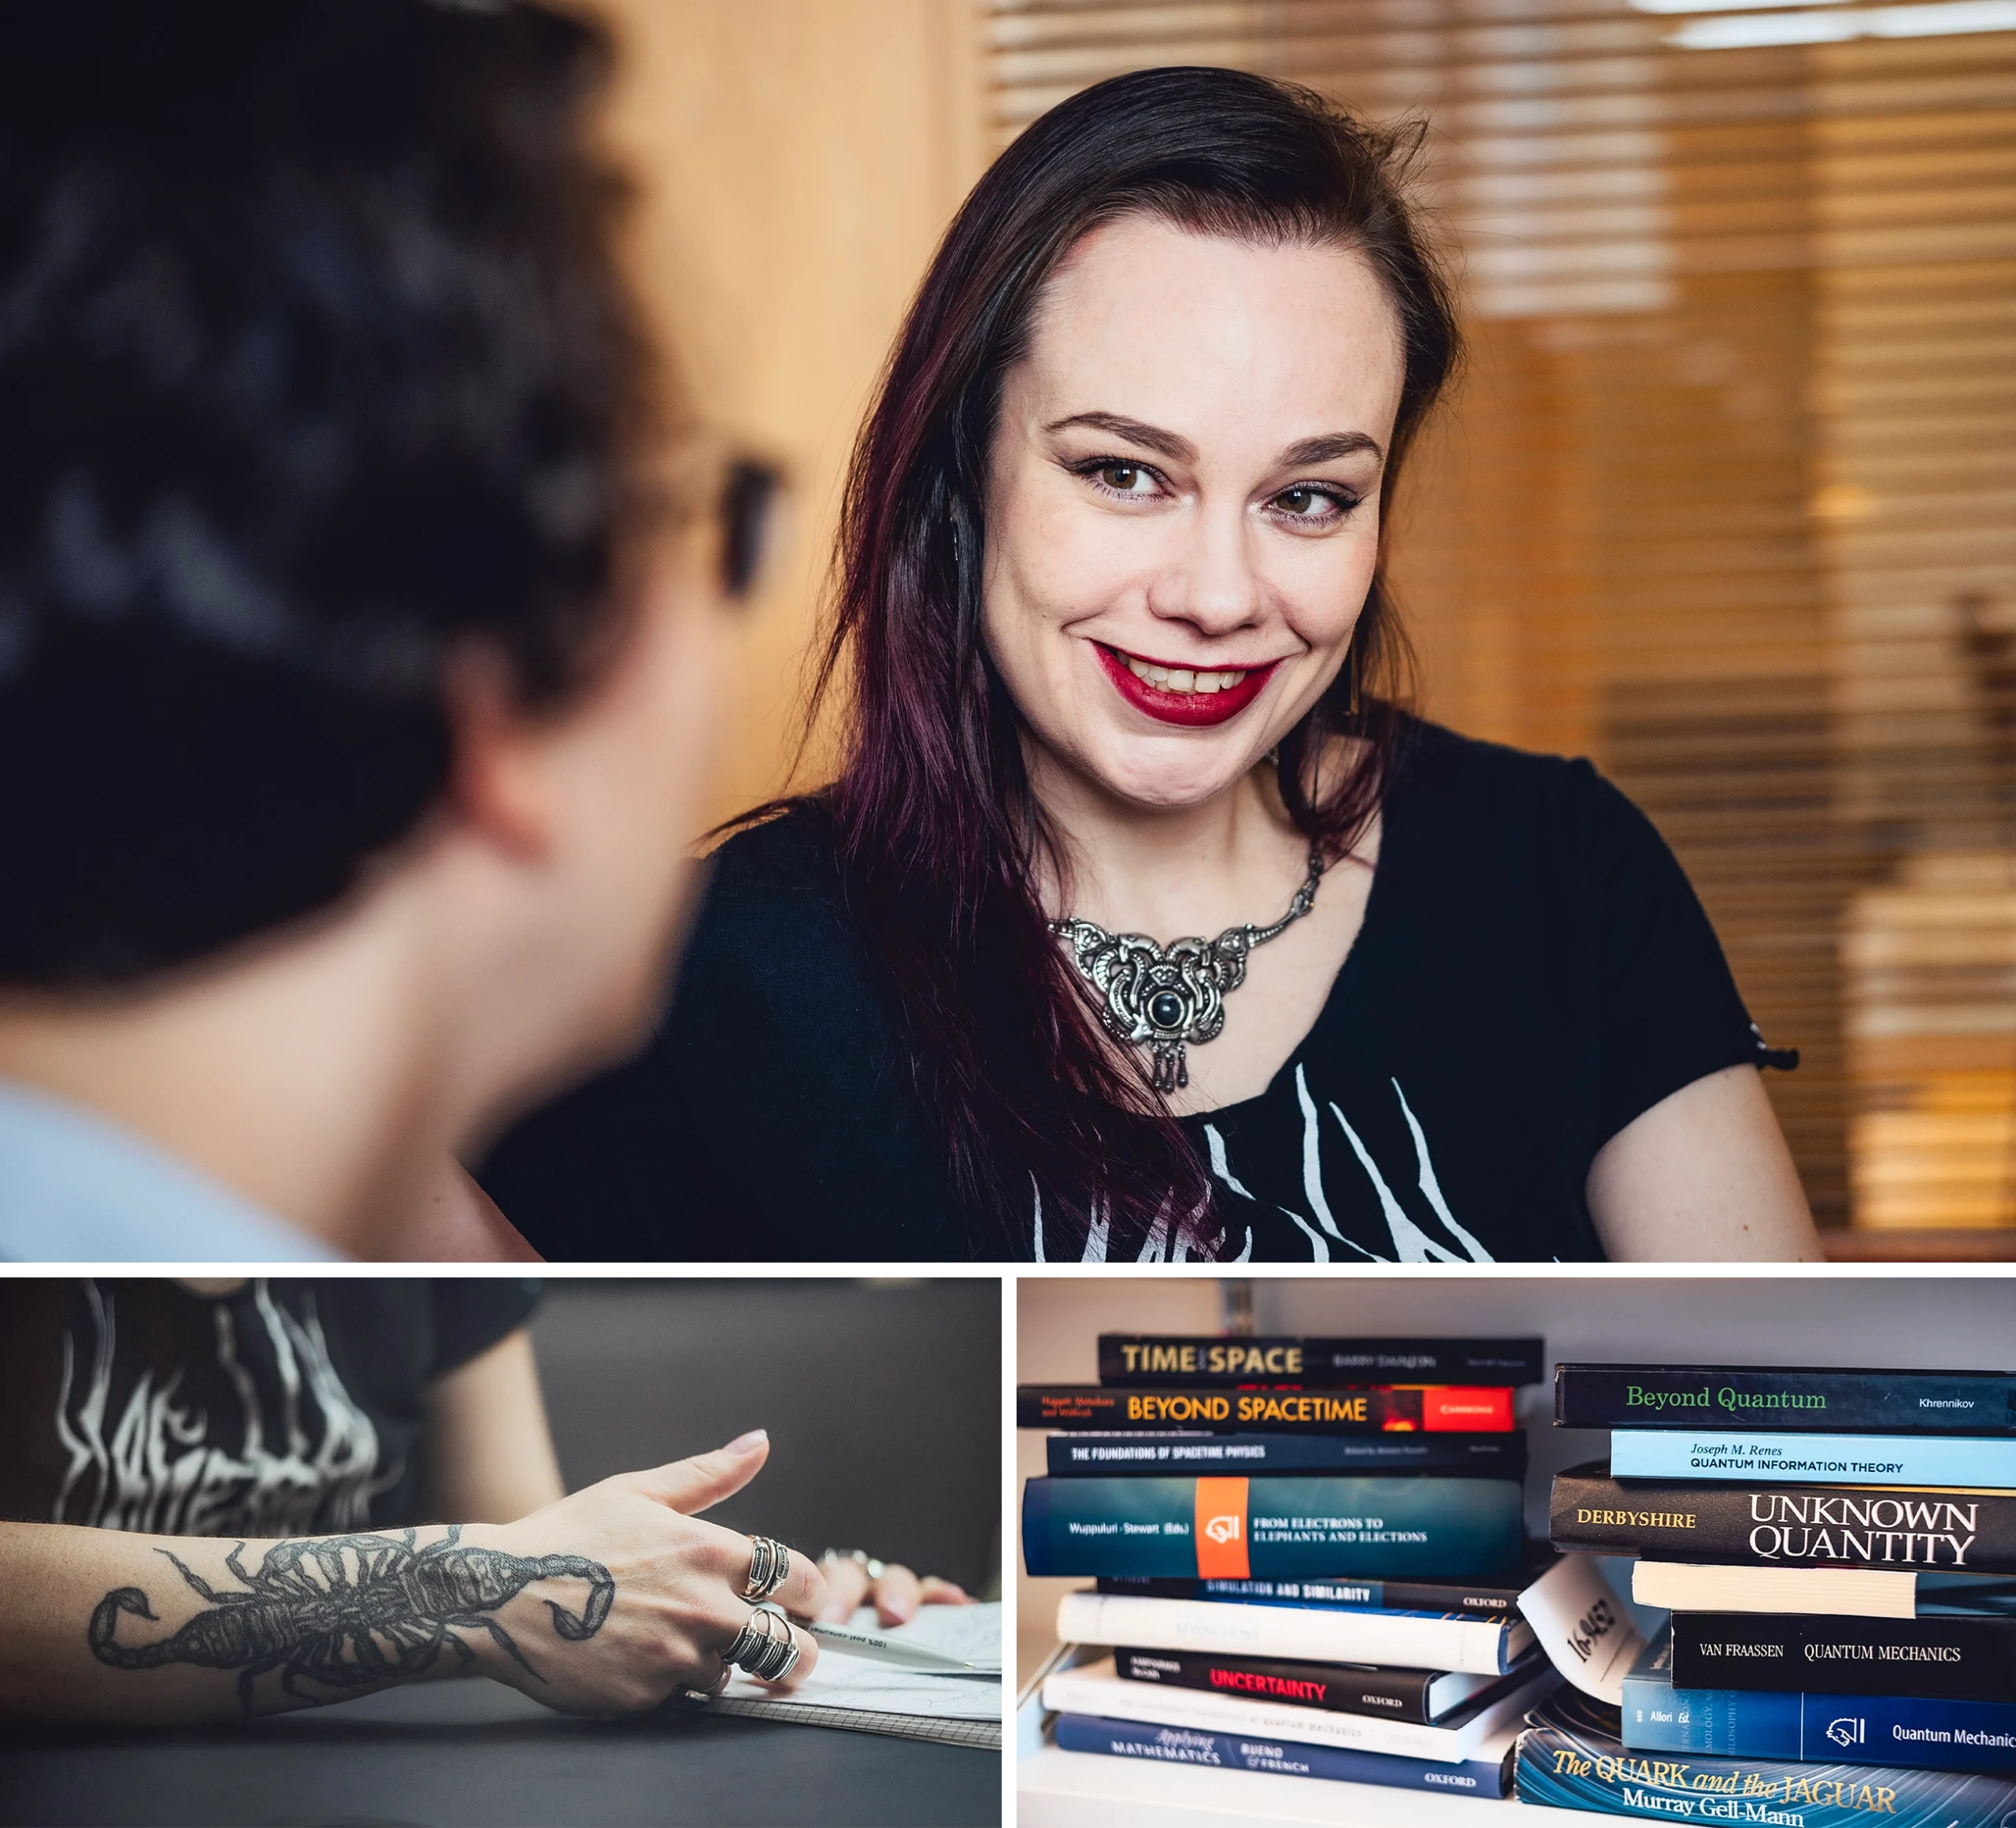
[1019,1385,1514,1433]
[1554,1365,2016,1434]
[1099,1333,1545,1387]
[1021,1474,1523,1579]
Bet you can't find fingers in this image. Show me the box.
[918,1576,972,1607]
[743,1537,827,1621]
[624,1430,769,1515]
[817,1553,871,1622]
[870,1562,921,1626]
[748,1618,819,1694]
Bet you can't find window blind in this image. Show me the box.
[986,0,2016,1245]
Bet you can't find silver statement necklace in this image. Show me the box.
[1050,847,1325,1094]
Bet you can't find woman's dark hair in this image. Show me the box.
[804,66,1461,1259]
[0,0,662,984]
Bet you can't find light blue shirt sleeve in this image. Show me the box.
[0,1080,342,1262]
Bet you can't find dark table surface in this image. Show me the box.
[0,1679,1001,1827]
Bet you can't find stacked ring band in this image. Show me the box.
[742,1535,791,1603]
[721,1602,801,1683]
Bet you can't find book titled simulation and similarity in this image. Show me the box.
[1095,1560,1547,1618]
[1669,1611,2016,1704]
[1516,1713,2016,1828]
[1114,1644,1503,1723]
[1047,1429,1527,1478]
[1021,1474,1523,1579]
[1018,1385,1514,1433]
[1098,1334,1545,1387]
[1624,1630,2016,1773]
[1055,1590,1536,1677]
[1555,1365,2016,1434]
[1550,1462,2016,1572]
[1608,1429,2016,1489]
[1043,1655,1555,1764]
[1052,1713,1519,1800]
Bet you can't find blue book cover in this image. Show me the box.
[1021,1474,1523,1579]
[1046,1430,1526,1477]
[1608,1429,2016,1488]
[1623,1630,2016,1772]
[1517,1714,2016,1827]
[1054,1711,1514,1797]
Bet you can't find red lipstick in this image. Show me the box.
[1094,643,1276,728]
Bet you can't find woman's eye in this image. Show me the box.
[1272,484,1351,522]
[1098,463,1155,495]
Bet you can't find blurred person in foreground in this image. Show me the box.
[0,0,739,1260]
[484,67,1825,1266]
[0,1277,966,1722]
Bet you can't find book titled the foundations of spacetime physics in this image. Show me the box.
[1606,1429,2016,1489]
[1631,1560,2016,1619]
[1054,1591,1536,1677]
[1020,1474,1523,1578]
[1548,1462,2016,1572]
[1554,1366,2016,1434]
[1113,1644,1507,1723]
[1098,1334,1546,1387]
[1623,1629,2016,1773]
[1516,1699,2016,1828]
[1095,1559,1550,1617]
[1051,1713,1521,1800]
[1047,1429,1527,1478]
[1668,1611,2016,1704]
[1043,1653,1555,1763]
[1018,1385,1515,1433]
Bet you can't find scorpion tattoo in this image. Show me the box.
[89,1525,613,1713]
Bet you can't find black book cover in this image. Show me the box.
[1048,1431,1526,1478]
[1099,1334,1544,1386]
[1095,1551,1552,1618]
[1549,1460,2016,1573]
[1669,1611,2016,1703]
[1017,1385,1514,1433]
[1555,1364,2016,1433]
[1114,1645,1458,1722]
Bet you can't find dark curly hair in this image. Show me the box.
[0,0,664,984]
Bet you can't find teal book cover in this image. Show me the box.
[1021,1474,1522,1578]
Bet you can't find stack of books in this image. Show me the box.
[1518,1360,2016,1825]
[1021,1332,1561,1802]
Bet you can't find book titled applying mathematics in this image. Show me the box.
[1608,1429,2016,1489]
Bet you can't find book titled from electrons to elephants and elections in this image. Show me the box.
[1554,1365,2016,1434]
[1020,1474,1524,1579]
[1097,1335,1546,1387]
[1047,1429,1527,1478]
[1548,1461,2016,1573]
[1622,1629,2016,1773]
[1017,1385,1515,1434]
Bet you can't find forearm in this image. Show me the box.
[0,1518,572,1724]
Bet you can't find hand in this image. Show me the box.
[480,1429,828,1715]
[815,1550,972,1626]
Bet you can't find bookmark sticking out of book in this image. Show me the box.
[1517,1553,1647,1704]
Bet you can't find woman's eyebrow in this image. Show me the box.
[1043,410,1195,462]
[1279,431,1385,466]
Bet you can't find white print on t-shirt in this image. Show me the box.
[1029,1072,1489,1263]
[53,1279,398,1537]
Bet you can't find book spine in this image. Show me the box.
[1607,1429,2016,1489]
[1670,1613,2016,1703]
[1048,1430,1527,1477]
[1021,1474,1523,1579]
[1055,1592,1521,1676]
[1550,1466,2016,1574]
[1115,1646,1440,1722]
[1515,1723,2016,1828]
[1624,1674,2016,1771]
[1555,1366,2016,1434]
[1099,1335,1544,1387]
[1095,1572,1532,1616]
[1018,1385,1514,1433]
[1054,1711,1514,1798]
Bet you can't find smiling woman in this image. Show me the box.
[480,66,1824,1268]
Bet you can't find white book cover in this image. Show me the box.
[1041,1656,1555,1763]
[1054,1591,1530,1676]
[1632,1560,1922,1618]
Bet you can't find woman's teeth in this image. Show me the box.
[1123,654,1251,695]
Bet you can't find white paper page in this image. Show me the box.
[1517,1553,1646,1704]
[721,1602,1002,1719]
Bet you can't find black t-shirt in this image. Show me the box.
[480,721,1781,1263]
[0,1278,541,1534]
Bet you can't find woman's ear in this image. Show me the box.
[439,648,559,863]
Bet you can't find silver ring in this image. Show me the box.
[742,1535,791,1602]
[821,1547,885,1581]
[721,1604,799,1682]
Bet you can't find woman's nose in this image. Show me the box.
[1152,506,1265,636]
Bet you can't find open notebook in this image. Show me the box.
[713,1602,1002,1750]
